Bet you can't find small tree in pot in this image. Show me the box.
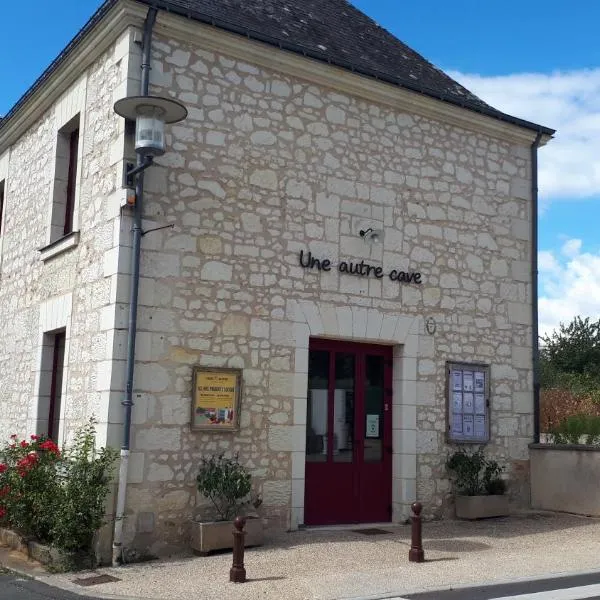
[446,448,508,519]
[191,453,263,555]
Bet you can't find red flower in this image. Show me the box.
[0,486,10,498]
[20,440,28,448]
[0,464,6,474]
[30,434,39,441]
[39,440,60,455]
[10,434,17,439]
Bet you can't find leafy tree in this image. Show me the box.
[541,316,600,382]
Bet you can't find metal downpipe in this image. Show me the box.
[112,6,157,567]
[531,132,543,445]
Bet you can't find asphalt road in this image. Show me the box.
[400,572,600,600]
[0,572,104,600]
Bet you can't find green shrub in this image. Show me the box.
[550,414,600,446]
[0,418,117,560]
[0,435,62,542]
[196,454,253,521]
[446,448,506,496]
[51,420,118,554]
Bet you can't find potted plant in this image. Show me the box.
[446,448,509,519]
[190,453,263,555]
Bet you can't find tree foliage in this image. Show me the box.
[541,316,600,382]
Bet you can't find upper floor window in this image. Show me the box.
[50,115,80,243]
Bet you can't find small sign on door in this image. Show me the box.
[366,414,380,438]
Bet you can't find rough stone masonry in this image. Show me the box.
[0,18,536,560]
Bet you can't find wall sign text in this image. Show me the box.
[299,250,422,284]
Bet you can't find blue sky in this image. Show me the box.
[2,1,599,335]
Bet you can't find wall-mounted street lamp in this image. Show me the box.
[360,227,384,244]
[115,95,187,157]
[111,91,187,566]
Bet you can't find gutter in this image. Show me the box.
[531,132,543,444]
[111,5,157,567]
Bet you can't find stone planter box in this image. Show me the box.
[0,527,94,571]
[530,443,600,516]
[190,517,264,555]
[455,495,509,520]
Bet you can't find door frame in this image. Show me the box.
[304,338,393,526]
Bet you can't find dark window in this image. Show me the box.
[50,115,80,243]
[38,329,66,440]
[64,129,79,235]
[47,331,66,441]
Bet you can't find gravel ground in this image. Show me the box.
[35,513,600,600]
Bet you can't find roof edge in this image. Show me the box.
[139,0,555,137]
[0,0,555,145]
[0,0,117,129]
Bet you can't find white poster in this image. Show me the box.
[463,393,474,413]
[463,371,474,392]
[475,393,486,415]
[366,414,380,438]
[453,392,462,413]
[474,415,486,438]
[463,414,474,436]
[475,371,485,392]
[452,370,462,391]
[452,413,463,434]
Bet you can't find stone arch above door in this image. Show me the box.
[283,300,423,528]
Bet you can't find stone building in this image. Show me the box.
[0,0,554,560]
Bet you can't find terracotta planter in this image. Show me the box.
[455,495,509,520]
[190,517,264,555]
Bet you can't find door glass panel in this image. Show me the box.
[306,350,329,463]
[334,353,355,463]
[364,355,384,463]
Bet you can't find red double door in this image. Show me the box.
[304,339,393,526]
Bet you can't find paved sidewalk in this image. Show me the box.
[3,512,600,600]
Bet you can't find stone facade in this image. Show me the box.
[0,9,539,561]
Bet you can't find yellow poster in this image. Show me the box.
[192,368,241,429]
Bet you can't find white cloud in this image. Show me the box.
[561,238,582,258]
[448,69,600,200]
[538,240,600,337]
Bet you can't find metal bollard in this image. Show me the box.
[230,516,247,583]
[408,502,425,563]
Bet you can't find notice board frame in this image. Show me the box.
[445,361,491,444]
[191,366,242,432]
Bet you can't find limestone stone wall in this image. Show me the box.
[116,27,535,557]
[0,32,132,450]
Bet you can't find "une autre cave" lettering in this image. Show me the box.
[299,250,422,284]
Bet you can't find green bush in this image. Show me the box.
[0,418,117,560]
[550,414,600,446]
[51,420,118,554]
[446,448,506,496]
[0,435,62,542]
[196,454,253,521]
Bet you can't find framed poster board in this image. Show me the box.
[191,367,242,431]
[446,361,490,444]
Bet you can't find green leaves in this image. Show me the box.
[446,448,506,496]
[0,418,117,561]
[196,454,253,521]
[550,414,600,446]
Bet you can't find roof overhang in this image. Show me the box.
[0,0,554,154]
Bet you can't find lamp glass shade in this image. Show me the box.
[135,105,166,156]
